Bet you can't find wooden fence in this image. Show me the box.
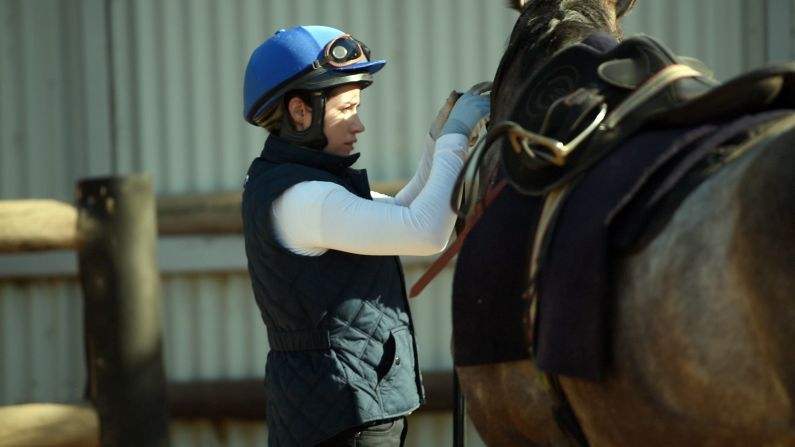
[0,178,457,446]
[1,176,169,447]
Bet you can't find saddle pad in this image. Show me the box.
[452,110,790,378]
[451,125,710,369]
[452,175,542,366]
[449,33,617,367]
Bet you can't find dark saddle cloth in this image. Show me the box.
[452,32,795,380]
[452,111,791,378]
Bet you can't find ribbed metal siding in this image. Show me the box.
[3,0,793,199]
[0,0,512,199]
[106,0,517,195]
[2,1,794,446]
[0,0,113,201]
[0,279,85,404]
[161,273,267,381]
[622,0,759,80]
[621,0,795,78]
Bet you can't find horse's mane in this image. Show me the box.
[492,0,636,118]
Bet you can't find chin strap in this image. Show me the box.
[280,91,328,150]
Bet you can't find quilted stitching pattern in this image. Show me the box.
[243,143,423,446]
[265,257,421,446]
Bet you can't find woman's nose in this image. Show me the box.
[351,114,365,134]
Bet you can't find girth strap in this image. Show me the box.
[542,373,590,447]
[268,327,331,351]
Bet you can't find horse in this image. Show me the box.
[451,0,795,445]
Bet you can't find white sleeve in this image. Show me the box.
[377,133,436,206]
[272,133,467,257]
[371,133,435,205]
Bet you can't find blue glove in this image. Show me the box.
[440,93,491,137]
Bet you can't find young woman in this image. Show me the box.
[241,25,489,446]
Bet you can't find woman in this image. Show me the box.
[241,25,489,446]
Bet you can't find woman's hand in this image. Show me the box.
[429,90,463,141]
[440,91,491,140]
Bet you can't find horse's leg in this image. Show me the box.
[457,361,572,446]
[561,124,795,447]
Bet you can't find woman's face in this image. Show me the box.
[321,84,365,156]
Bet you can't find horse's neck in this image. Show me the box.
[492,0,619,122]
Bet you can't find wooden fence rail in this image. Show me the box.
[0,179,417,446]
[0,175,171,447]
[0,403,99,447]
[0,200,77,253]
[155,181,405,235]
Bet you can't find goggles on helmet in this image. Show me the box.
[319,34,371,68]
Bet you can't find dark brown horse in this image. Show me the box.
[453,1,795,445]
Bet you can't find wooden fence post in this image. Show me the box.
[76,175,170,447]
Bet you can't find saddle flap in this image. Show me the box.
[598,58,651,89]
[599,55,715,90]
[652,63,795,126]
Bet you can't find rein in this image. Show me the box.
[409,178,508,298]
[409,125,513,298]
[409,112,588,298]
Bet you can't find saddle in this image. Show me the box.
[493,33,795,380]
[503,33,795,195]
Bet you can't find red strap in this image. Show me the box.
[409,178,508,298]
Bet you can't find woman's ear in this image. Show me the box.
[287,96,312,131]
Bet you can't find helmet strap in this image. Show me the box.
[280,91,328,150]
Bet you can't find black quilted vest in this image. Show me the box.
[242,135,425,447]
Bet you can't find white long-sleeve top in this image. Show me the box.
[271,133,467,256]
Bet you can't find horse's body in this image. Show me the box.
[453,1,795,445]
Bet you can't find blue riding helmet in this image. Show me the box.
[243,25,386,125]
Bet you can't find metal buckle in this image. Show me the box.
[508,103,608,166]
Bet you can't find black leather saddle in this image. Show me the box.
[501,33,795,195]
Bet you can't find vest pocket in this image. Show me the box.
[375,333,396,382]
[378,326,414,384]
[377,326,420,414]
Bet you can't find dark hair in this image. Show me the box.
[256,90,315,133]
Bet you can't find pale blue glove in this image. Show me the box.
[440,93,491,137]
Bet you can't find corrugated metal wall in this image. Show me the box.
[0,0,516,200]
[619,0,793,80]
[0,279,85,403]
[3,0,794,200]
[105,0,517,194]
[2,0,794,446]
